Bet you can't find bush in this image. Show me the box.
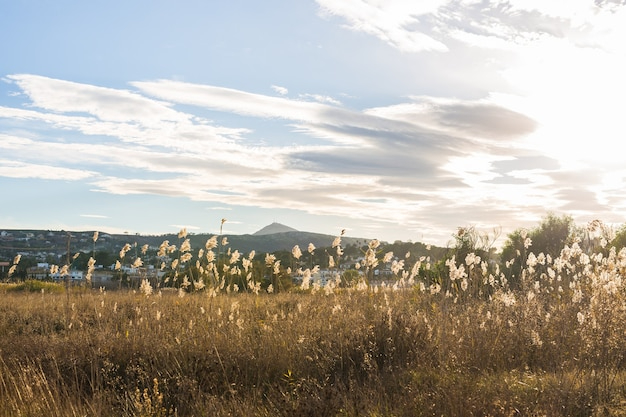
[1,279,65,293]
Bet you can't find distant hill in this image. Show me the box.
[0,226,372,259]
[1,227,447,266]
[253,222,298,236]
[223,230,366,254]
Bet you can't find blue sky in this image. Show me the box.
[2,1,626,246]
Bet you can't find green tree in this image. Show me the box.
[69,252,91,270]
[529,213,574,258]
[93,250,116,269]
[499,229,527,290]
[611,223,626,251]
[500,213,575,290]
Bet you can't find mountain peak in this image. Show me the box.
[253,222,298,236]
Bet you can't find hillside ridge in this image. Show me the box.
[252,222,298,236]
[0,226,374,258]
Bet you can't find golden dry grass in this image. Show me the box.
[0,274,625,416]
[3,224,626,416]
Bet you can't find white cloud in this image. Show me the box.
[315,0,626,62]
[7,74,189,124]
[299,93,342,106]
[271,85,288,95]
[316,0,449,52]
[0,78,286,173]
[169,224,201,231]
[0,159,95,180]
[132,79,332,121]
[503,0,599,25]
[0,133,33,148]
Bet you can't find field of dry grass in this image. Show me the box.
[3,224,626,416]
[0,270,625,415]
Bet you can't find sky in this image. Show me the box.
[1,0,626,247]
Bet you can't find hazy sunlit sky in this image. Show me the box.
[2,0,626,246]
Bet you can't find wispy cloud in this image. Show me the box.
[316,0,626,55]
[271,85,288,95]
[0,159,95,180]
[132,79,335,122]
[298,93,342,106]
[7,74,188,124]
[80,214,109,219]
[169,224,201,231]
[316,0,449,52]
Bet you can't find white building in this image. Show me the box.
[51,271,84,281]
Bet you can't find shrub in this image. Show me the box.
[1,279,65,293]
